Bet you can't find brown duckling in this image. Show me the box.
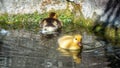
[39,12,62,35]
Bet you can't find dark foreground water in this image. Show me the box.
[0,30,120,68]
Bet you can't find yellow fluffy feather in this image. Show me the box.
[58,34,82,50]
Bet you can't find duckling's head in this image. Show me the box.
[49,12,57,19]
[73,34,82,46]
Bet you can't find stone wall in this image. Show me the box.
[0,0,108,18]
[0,0,66,14]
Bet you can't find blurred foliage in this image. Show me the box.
[105,27,115,42]
[0,11,48,32]
[93,24,120,45]
[58,10,74,27]
[105,27,120,44]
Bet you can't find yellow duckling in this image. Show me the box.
[58,34,82,50]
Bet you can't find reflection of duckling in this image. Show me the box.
[58,34,82,50]
[58,48,82,64]
[39,12,62,35]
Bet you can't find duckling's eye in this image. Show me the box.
[75,38,77,40]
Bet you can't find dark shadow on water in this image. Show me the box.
[41,34,55,39]
[92,0,120,68]
[93,0,120,45]
[0,40,11,67]
[40,34,59,39]
[104,45,120,68]
[0,41,3,58]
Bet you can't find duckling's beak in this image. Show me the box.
[78,42,82,46]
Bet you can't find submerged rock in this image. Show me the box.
[0,29,10,36]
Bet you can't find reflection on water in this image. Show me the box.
[57,48,82,64]
[0,30,120,68]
